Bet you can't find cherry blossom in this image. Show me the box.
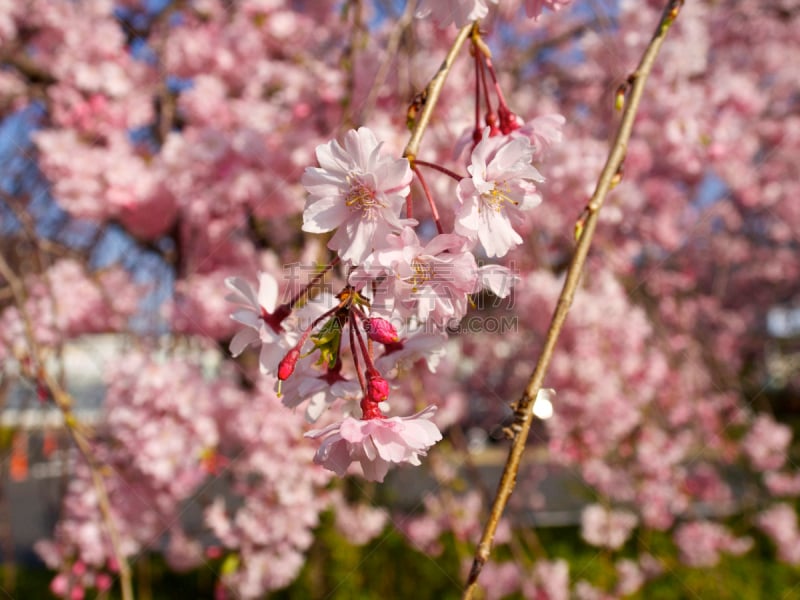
[515,113,567,160]
[742,413,792,471]
[456,132,544,257]
[580,504,638,550]
[367,227,480,328]
[524,559,569,600]
[415,0,499,28]
[673,521,752,568]
[304,406,443,482]
[278,359,362,422]
[3,0,799,597]
[225,273,288,374]
[757,503,800,565]
[524,0,573,20]
[301,127,414,265]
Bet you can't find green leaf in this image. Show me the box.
[311,317,343,369]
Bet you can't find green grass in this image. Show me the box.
[4,518,800,599]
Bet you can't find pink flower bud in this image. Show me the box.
[50,574,69,596]
[366,371,390,403]
[95,574,112,592]
[278,348,301,381]
[70,585,85,600]
[364,317,399,344]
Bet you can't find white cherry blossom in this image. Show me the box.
[301,127,414,265]
[455,132,544,258]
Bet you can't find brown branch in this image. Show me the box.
[0,51,56,86]
[403,22,474,161]
[0,252,135,600]
[461,2,684,597]
[359,0,416,122]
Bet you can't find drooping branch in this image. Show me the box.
[0,252,135,600]
[403,22,474,160]
[462,2,684,597]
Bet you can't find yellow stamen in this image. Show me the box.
[406,258,434,292]
[345,176,383,210]
[481,183,519,212]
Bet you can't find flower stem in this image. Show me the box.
[473,42,482,144]
[478,53,496,131]
[349,312,367,396]
[461,2,684,597]
[413,159,463,182]
[412,165,445,235]
[351,311,379,375]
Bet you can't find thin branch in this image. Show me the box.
[0,252,135,600]
[0,50,57,86]
[461,2,684,597]
[403,22,474,160]
[360,0,416,122]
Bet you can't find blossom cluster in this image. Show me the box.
[2,0,798,598]
[218,0,569,483]
[226,92,561,480]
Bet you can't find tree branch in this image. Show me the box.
[403,22,474,160]
[0,252,135,600]
[462,2,684,597]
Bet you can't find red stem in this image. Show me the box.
[478,56,496,128]
[483,54,510,113]
[349,312,367,396]
[412,165,445,235]
[351,311,378,375]
[413,159,463,182]
[473,41,482,136]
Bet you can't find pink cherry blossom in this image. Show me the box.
[225,273,287,374]
[742,413,791,471]
[416,0,499,28]
[363,316,399,344]
[9,0,800,596]
[524,559,569,600]
[614,559,645,596]
[525,0,573,20]
[279,360,362,423]
[304,406,443,482]
[329,490,388,545]
[375,326,449,374]
[301,127,414,265]
[515,114,566,160]
[456,132,544,257]
[757,503,800,565]
[580,504,638,550]
[368,227,479,328]
[764,472,800,497]
[673,521,752,567]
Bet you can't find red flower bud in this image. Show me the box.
[366,371,390,403]
[278,347,301,381]
[498,105,521,134]
[364,317,399,345]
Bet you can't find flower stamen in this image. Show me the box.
[407,258,434,292]
[345,177,383,211]
[481,183,519,212]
